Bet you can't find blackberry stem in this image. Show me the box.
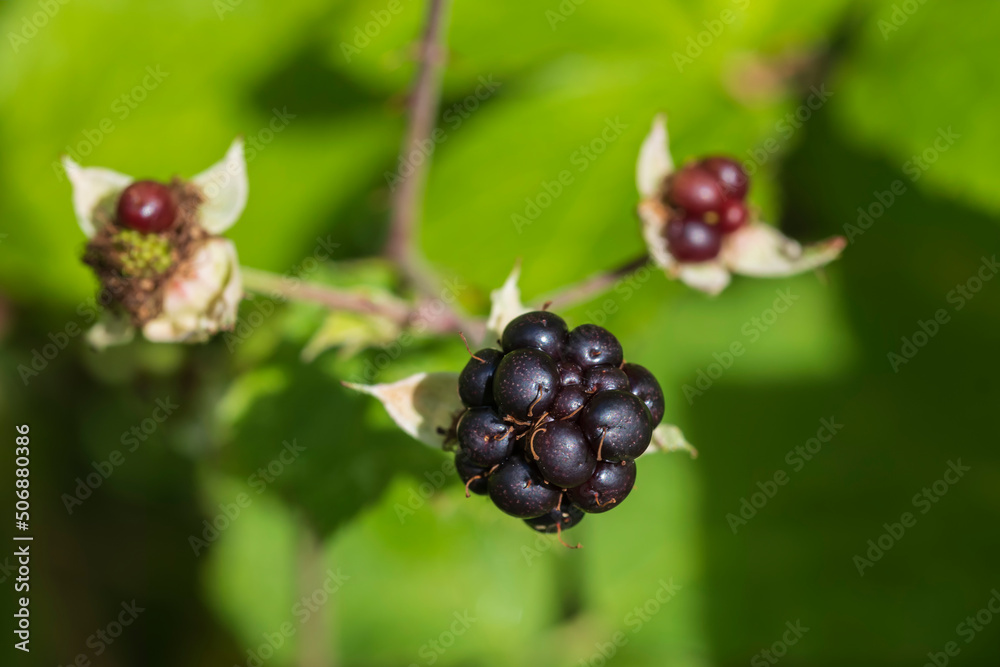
[242,267,409,324]
[243,253,648,339]
[242,267,481,336]
[384,0,451,297]
[537,254,650,311]
[244,0,643,343]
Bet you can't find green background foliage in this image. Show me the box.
[1,0,998,665]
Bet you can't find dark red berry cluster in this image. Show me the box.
[454,311,665,544]
[116,180,178,233]
[663,157,750,262]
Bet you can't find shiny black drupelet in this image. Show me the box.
[488,455,561,519]
[492,348,560,421]
[458,348,504,408]
[524,501,585,533]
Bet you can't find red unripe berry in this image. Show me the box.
[667,165,725,216]
[666,216,722,262]
[717,199,749,234]
[116,180,177,233]
[700,156,749,200]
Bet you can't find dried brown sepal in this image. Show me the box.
[82,179,205,327]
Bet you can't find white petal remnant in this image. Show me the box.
[646,423,698,458]
[142,238,243,343]
[85,312,136,351]
[484,262,528,348]
[62,157,133,238]
[638,199,676,274]
[345,372,463,449]
[677,261,732,296]
[721,223,847,277]
[191,138,249,234]
[635,114,674,199]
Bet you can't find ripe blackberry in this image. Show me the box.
[564,324,623,369]
[524,502,584,533]
[492,347,559,421]
[117,180,177,233]
[502,311,568,359]
[457,407,515,467]
[451,310,665,544]
[529,421,596,489]
[524,499,585,548]
[550,386,587,420]
[622,363,665,427]
[579,390,652,462]
[569,460,637,513]
[666,216,722,263]
[455,450,488,496]
[557,360,583,386]
[582,365,630,394]
[458,348,503,407]
[488,454,561,519]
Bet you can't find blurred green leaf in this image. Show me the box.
[834,0,1000,214]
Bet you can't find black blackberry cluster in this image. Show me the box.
[453,311,665,543]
